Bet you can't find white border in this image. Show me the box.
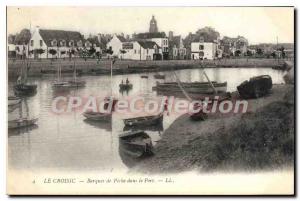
[1,0,297,200]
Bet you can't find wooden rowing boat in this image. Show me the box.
[123,113,163,127]
[8,118,38,129]
[13,84,37,96]
[8,96,21,106]
[154,81,227,94]
[83,111,111,121]
[119,130,153,157]
[154,74,165,79]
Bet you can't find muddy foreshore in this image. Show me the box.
[7,58,285,79]
[133,84,294,173]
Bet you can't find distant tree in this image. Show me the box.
[69,49,75,60]
[279,46,285,58]
[88,47,96,57]
[256,48,264,57]
[271,51,277,58]
[48,49,57,60]
[15,29,31,45]
[8,34,16,44]
[60,50,66,59]
[106,47,113,55]
[35,49,45,60]
[234,50,241,57]
[119,49,126,60]
[95,51,101,59]
[246,50,253,57]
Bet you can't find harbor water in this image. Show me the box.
[7,67,285,173]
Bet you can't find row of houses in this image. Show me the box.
[7,26,250,61]
[8,16,254,61]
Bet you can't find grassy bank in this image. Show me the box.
[7,58,284,79]
[134,84,294,173]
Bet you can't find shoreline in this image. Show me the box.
[7,58,286,79]
[133,84,294,173]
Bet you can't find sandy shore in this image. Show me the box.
[134,84,294,173]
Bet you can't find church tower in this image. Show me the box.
[149,15,158,33]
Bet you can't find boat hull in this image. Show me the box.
[155,82,227,94]
[83,112,111,121]
[13,84,37,96]
[123,113,163,127]
[8,118,38,129]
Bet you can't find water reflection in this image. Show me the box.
[7,68,285,172]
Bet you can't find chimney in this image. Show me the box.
[169,31,173,41]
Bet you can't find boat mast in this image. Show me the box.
[73,60,76,82]
[200,61,217,94]
[173,71,192,101]
[110,59,113,97]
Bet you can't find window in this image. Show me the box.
[40,40,43,47]
[69,41,74,47]
[134,49,137,54]
[51,40,57,47]
[199,45,204,50]
[146,49,149,54]
[60,40,66,46]
[30,40,34,46]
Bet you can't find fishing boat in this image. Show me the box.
[123,113,163,127]
[83,111,111,121]
[68,61,86,87]
[52,62,71,88]
[237,75,272,99]
[123,121,163,132]
[141,75,148,78]
[8,117,38,129]
[154,81,227,94]
[154,73,165,79]
[14,62,37,96]
[119,83,133,90]
[119,130,153,157]
[8,96,21,106]
[14,83,37,96]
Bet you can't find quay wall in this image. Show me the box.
[7,58,285,79]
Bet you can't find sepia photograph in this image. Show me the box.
[6,6,295,195]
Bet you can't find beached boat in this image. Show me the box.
[119,130,153,157]
[123,113,163,127]
[154,73,165,79]
[83,111,111,121]
[8,117,38,129]
[8,96,21,106]
[123,121,163,132]
[237,75,272,99]
[154,81,227,94]
[141,75,148,78]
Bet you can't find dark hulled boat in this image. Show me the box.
[13,83,37,96]
[119,130,153,158]
[123,113,163,127]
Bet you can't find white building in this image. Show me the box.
[106,34,127,58]
[120,41,161,60]
[28,26,85,59]
[191,42,218,60]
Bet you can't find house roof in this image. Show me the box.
[116,35,127,42]
[135,32,166,39]
[39,29,84,47]
[137,41,160,49]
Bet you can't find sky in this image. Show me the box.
[7,7,294,44]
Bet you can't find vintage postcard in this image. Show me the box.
[6,6,294,195]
